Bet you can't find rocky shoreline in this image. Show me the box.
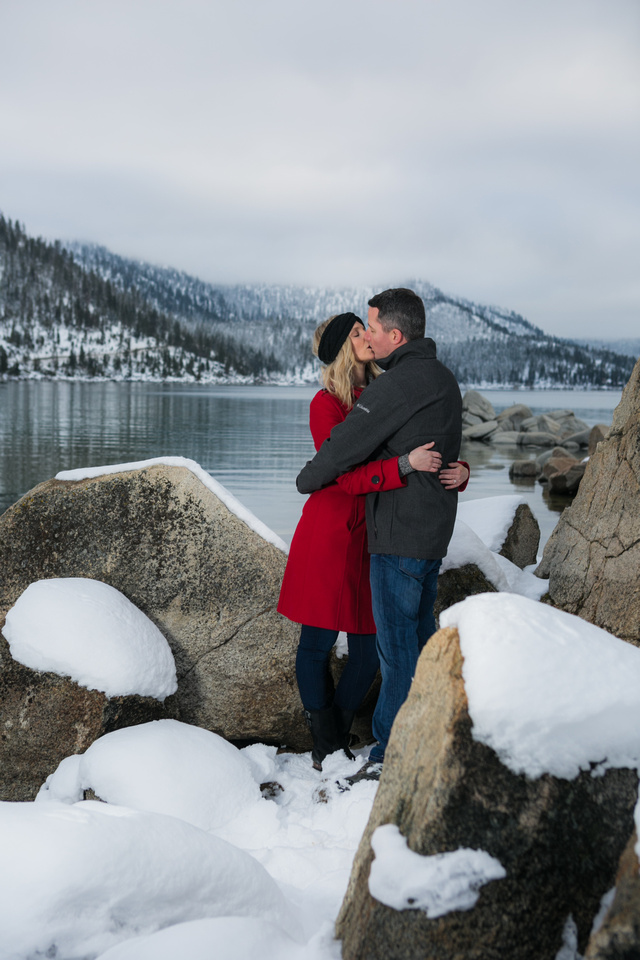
[462,389,612,496]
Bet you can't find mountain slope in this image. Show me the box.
[0,215,634,388]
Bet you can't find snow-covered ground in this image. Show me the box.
[4,728,369,960]
[2,478,640,959]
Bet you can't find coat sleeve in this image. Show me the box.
[297,377,411,494]
[309,391,406,495]
[457,460,471,493]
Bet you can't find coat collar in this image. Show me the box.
[376,337,437,371]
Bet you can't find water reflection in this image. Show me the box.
[0,382,621,548]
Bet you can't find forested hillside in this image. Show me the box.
[0,218,285,381]
[0,215,634,388]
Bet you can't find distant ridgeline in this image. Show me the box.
[0,214,634,387]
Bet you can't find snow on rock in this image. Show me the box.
[457,495,526,552]
[441,520,510,588]
[37,720,261,830]
[94,917,340,960]
[368,824,505,918]
[491,552,549,601]
[440,593,640,779]
[55,456,288,553]
[555,915,580,960]
[440,520,547,601]
[0,800,301,960]
[2,578,177,699]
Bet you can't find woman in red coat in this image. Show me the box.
[278,312,468,770]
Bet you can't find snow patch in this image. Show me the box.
[3,578,177,699]
[94,917,338,960]
[369,824,505,917]
[457,495,527,552]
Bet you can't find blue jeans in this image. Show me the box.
[369,554,442,762]
[295,626,379,712]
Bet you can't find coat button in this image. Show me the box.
[372,475,380,484]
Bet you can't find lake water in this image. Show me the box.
[0,381,623,551]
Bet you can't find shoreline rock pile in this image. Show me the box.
[463,389,612,495]
[462,390,593,449]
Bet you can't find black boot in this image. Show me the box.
[333,705,356,761]
[304,707,339,771]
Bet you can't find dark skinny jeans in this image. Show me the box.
[295,625,379,712]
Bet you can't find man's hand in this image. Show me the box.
[408,441,442,473]
[440,462,470,489]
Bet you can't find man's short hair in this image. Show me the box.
[367,288,426,341]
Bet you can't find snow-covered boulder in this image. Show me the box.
[38,719,261,831]
[0,577,179,802]
[538,358,640,646]
[336,595,639,960]
[0,459,307,774]
[0,800,300,960]
[434,499,544,622]
[4,578,177,699]
[457,495,540,569]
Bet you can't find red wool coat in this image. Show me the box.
[278,388,407,634]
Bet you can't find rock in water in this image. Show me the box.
[462,420,499,441]
[509,459,540,479]
[336,626,637,960]
[461,390,496,422]
[495,403,533,432]
[536,359,640,645]
[584,829,640,959]
[542,452,587,495]
[0,463,305,795]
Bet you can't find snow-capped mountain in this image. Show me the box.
[0,214,634,388]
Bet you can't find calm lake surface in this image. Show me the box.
[0,381,623,550]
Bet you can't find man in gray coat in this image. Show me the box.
[296,287,463,779]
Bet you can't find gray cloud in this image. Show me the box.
[0,0,638,338]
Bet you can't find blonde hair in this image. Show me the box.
[313,315,381,408]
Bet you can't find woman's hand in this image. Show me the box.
[440,462,470,489]
[408,441,442,473]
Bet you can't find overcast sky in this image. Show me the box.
[1,0,638,339]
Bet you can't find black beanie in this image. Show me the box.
[317,313,364,364]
